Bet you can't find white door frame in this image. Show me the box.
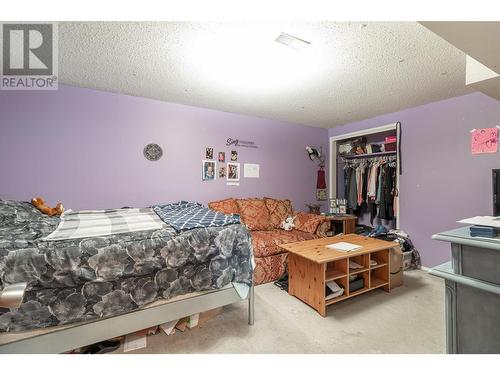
[329,122,400,228]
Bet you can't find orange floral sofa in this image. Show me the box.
[208,197,330,285]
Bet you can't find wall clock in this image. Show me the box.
[143,143,163,161]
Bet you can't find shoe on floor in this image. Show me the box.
[81,340,121,354]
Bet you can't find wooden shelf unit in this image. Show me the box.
[283,235,393,317]
[325,249,390,307]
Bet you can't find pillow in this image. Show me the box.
[264,197,293,229]
[236,198,272,231]
[208,198,239,215]
[293,212,329,234]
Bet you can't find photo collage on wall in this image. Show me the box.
[202,146,239,184]
[202,147,216,181]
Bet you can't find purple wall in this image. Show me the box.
[0,85,328,213]
[329,92,500,267]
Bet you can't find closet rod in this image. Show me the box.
[340,151,397,160]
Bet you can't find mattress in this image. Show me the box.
[0,200,253,332]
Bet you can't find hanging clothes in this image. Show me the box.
[346,167,358,210]
[342,155,397,222]
[362,164,369,205]
[378,163,396,220]
[356,164,365,206]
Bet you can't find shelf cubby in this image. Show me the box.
[370,249,389,268]
[325,258,348,282]
[325,275,348,305]
[349,269,369,293]
[349,254,369,273]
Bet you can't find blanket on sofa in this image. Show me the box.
[153,201,240,232]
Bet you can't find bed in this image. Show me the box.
[0,284,254,353]
[0,199,254,352]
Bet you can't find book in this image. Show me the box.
[325,280,344,300]
[326,242,361,252]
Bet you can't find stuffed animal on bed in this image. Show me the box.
[281,216,296,231]
[31,197,65,216]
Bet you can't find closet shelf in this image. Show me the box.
[340,151,396,160]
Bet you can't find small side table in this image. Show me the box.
[324,214,357,235]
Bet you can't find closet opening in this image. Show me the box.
[329,123,400,230]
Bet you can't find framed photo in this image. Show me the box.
[227,162,240,181]
[218,164,226,178]
[206,147,214,160]
[202,160,217,181]
[218,151,225,162]
[231,150,238,161]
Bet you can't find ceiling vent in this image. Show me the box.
[275,32,311,50]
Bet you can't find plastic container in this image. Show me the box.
[349,278,364,292]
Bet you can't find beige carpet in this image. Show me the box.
[115,269,445,354]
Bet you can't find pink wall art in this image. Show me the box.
[471,127,498,154]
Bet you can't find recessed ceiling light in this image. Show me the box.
[275,32,311,50]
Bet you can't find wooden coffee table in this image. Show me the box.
[279,234,396,317]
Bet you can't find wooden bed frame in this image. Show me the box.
[0,284,254,354]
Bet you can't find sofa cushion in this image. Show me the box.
[208,198,239,215]
[264,197,293,229]
[251,229,317,258]
[236,198,272,230]
[294,212,329,234]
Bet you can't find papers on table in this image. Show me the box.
[325,280,345,300]
[458,216,500,228]
[326,242,361,252]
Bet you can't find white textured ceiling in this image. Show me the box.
[58,22,473,128]
[420,21,500,102]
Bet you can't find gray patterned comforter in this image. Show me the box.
[0,200,253,332]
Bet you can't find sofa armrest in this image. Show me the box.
[293,211,330,236]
